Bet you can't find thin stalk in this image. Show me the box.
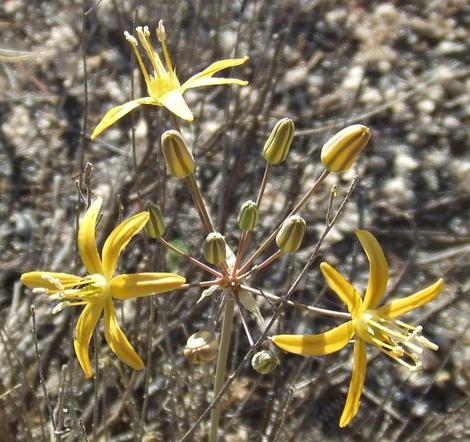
[177,280,224,290]
[238,169,330,274]
[232,230,248,278]
[209,294,235,442]
[235,298,255,346]
[179,176,358,442]
[31,306,57,434]
[157,237,222,278]
[238,250,284,280]
[255,163,272,207]
[232,163,272,276]
[186,174,215,233]
[240,284,351,319]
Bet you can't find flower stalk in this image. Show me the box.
[209,294,235,442]
[238,169,330,274]
[185,174,215,233]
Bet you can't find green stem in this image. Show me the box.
[209,294,235,442]
[186,174,215,233]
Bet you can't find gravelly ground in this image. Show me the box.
[0,0,469,440]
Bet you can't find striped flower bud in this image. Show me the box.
[144,202,165,238]
[251,350,279,374]
[237,200,259,231]
[321,124,371,172]
[276,215,306,253]
[161,130,195,178]
[262,118,295,165]
[203,232,227,265]
[184,331,218,364]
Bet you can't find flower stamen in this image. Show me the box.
[125,30,152,85]
[156,20,173,73]
[362,313,437,370]
[136,26,166,79]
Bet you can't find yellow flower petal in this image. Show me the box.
[91,97,156,139]
[110,272,186,299]
[320,262,362,315]
[158,90,194,121]
[181,77,248,92]
[378,278,444,319]
[74,303,103,379]
[181,56,249,91]
[101,211,149,280]
[272,321,354,356]
[78,197,104,275]
[356,230,389,309]
[339,339,367,427]
[103,299,143,370]
[21,271,81,289]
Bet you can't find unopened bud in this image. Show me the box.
[145,202,165,238]
[203,232,227,265]
[276,215,306,253]
[237,200,259,231]
[251,350,279,374]
[321,124,371,172]
[184,331,218,364]
[161,130,195,178]
[262,118,295,165]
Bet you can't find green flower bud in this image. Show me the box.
[161,130,195,178]
[276,215,306,253]
[321,124,371,172]
[251,350,279,374]
[184,331,218,364]
[144,202,165,238]
[203,232,227,265]
[237,200,259,231]
[262,118,295,165]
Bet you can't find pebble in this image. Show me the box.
[417,99,436,114]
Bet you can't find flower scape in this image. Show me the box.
[8,8,461,441]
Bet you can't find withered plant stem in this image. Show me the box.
[240,285,351,319]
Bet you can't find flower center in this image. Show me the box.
[354,310,438,371]
[33,273,110,313]
[148,76,181,100]
[124,23,176,97]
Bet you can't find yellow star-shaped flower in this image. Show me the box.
[91,21,249,139]
[21,197,186,378]
[273,230,444,427]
